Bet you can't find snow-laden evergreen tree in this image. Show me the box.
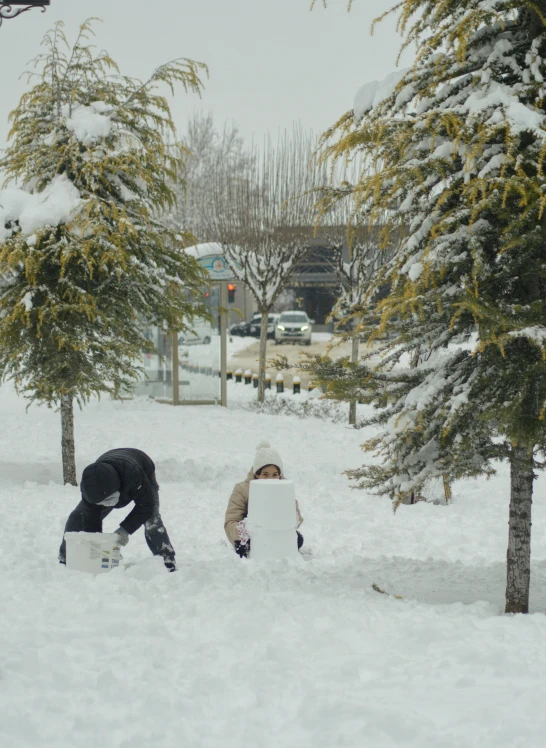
[0,20,208,484]
[310,1,546,613]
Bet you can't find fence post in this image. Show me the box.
[252,373,259,388]
[244,369,252,385]
[235,368,243,383]
[293,375,301,395]
[276,373,284,393]
[265,373,271,390]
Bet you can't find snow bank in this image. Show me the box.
[1,382,546,747]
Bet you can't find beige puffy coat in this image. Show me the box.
[224,470,304,546]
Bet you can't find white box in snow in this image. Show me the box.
[64,532,122,575]
[247,480,299,560]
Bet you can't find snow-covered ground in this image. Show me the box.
[2,378,546,748]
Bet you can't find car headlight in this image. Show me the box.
[277,325,285,331]
[300,325,309,331]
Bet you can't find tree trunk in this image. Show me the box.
[257,309,269,403]
[348,331,359,426]
[60,394,77,486]
[505,445,535,614]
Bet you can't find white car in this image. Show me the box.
[274,311,313,345]
[178,318,214,346]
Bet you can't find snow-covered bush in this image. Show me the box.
[241,391,351,424]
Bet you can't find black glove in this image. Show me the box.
[234,540,250,558]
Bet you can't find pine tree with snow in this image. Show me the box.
[311,1,546,613]
[0,20,208,485]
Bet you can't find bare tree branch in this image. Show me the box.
[211,127,328,401]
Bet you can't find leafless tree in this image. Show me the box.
[167,112,254,241]
[211,128,327,402]
[273,288,297,313]
[315,168,398,424]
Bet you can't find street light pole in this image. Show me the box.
[0,1,49,28]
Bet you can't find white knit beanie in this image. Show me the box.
[253,441,283,476]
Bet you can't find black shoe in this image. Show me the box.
[164,561,176,572]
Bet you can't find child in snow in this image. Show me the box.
[59,447,176,572]
[224,441,304,558]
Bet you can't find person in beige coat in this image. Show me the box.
[224,441,304,557]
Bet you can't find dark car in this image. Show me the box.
[249,313,279,339]
[230,313,261,337]
[230,321,251,337]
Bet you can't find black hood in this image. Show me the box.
[81,462,120,505]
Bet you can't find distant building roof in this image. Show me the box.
[184,242,223,260]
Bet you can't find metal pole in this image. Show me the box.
[220,280,228,407]
[172,331,179,405]
[0,2,49,29]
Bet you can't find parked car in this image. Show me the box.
[250,313,280,340]
[230,312,261,337]
[274,311,314,345]
[230,320,251,337]
[178,318,214,346]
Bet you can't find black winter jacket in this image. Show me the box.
[81,448,158,535]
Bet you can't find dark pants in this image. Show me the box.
[59,486,176,567]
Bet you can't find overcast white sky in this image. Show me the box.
[0,0,412,149]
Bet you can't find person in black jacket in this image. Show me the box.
[59,448,176,571]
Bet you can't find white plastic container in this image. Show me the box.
[247,480,299,560]
[64,531,122,575]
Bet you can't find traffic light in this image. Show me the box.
[227,283,236,303]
